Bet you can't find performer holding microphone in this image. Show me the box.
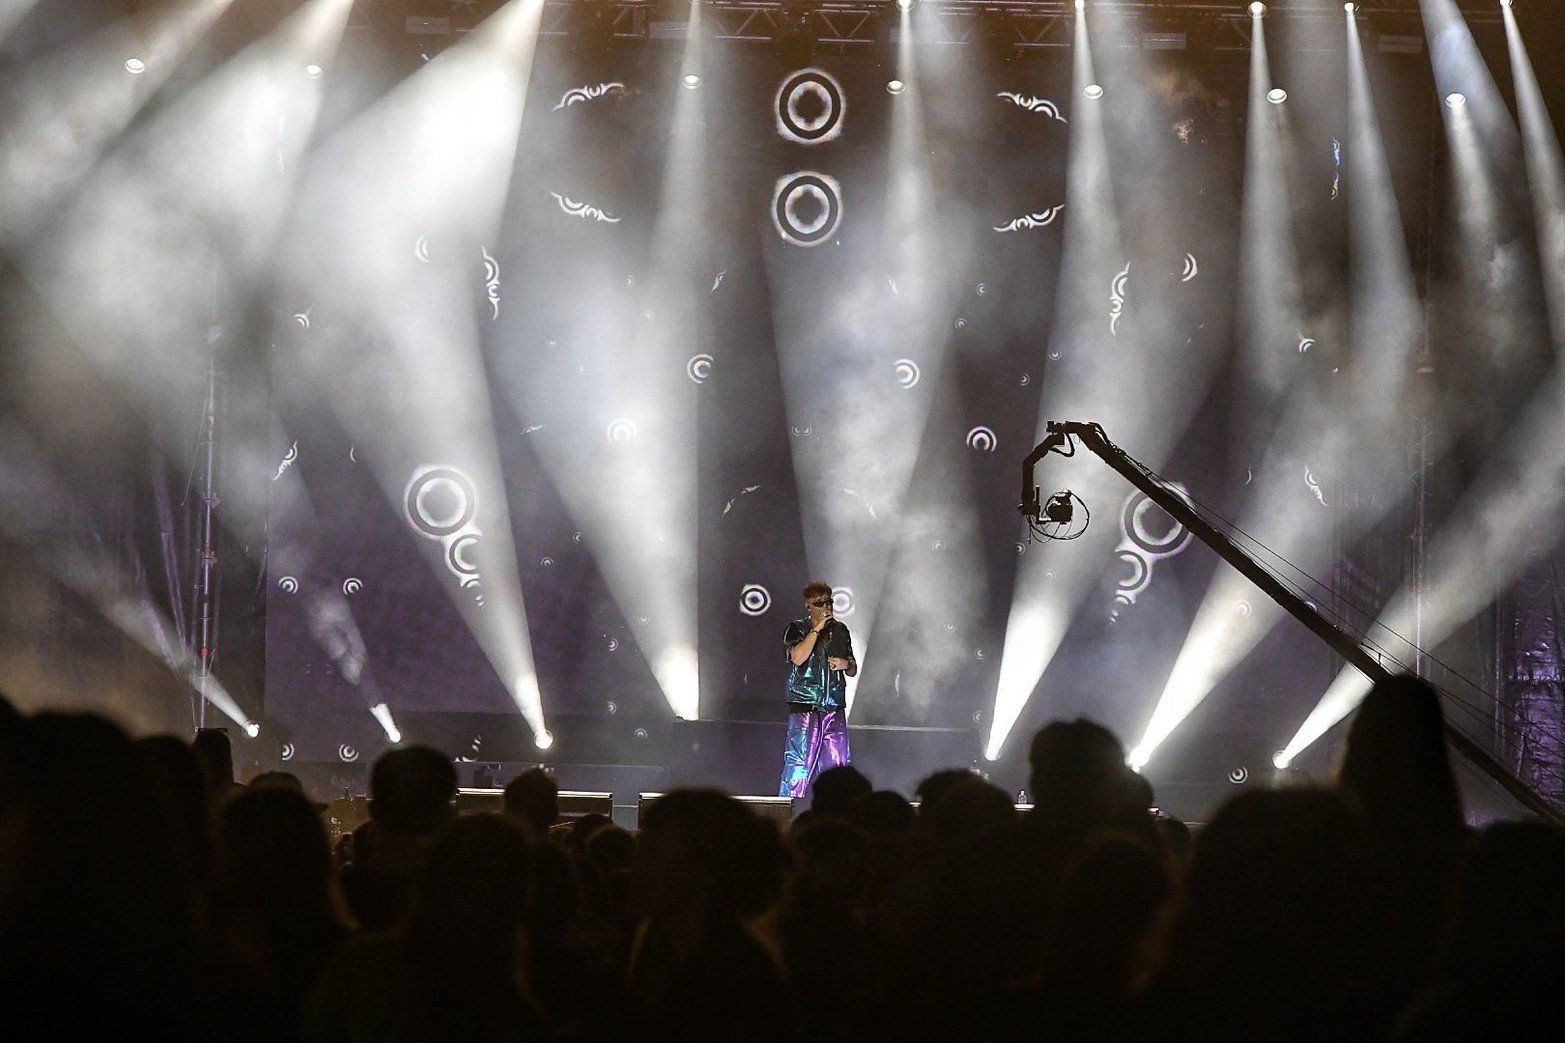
[778,580,857,799]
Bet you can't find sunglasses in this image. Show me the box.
[808,598,833,608]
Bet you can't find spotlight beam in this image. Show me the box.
[988,6,1229,759]
[769,2,972,718]
[1505,1,1565,354]
[276,0,549,737]
[0,0,233,247]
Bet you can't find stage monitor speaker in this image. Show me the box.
[456,788,614,819]
[637,792,797,830]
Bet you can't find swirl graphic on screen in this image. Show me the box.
[1229,767,1249,784]
[965,426,998,452]
[481,247,500,320]
[721,485,762,516]
[894,359,920,388]
[740,584,772,616]
[772,172,842,247]
[831,587,856,617]
[280,742,295,762]
[405,465,484,603]
[1112,485,1194,611]
[338,744,359,763]
[1181,252,1199,282]
[414,235,431,263]
[687,353,713,384]
[711,270,727,293]
[342,578,362,596]
[1235,600,1253,617]
[1298,335,1316,354]
[553,81,626,111]
[776,68,846,144]
[996,92,1067,121]
[1110,262,1131,336]
[1304,466,1328,507]
[292,311,310,329]
[277,576,299,594]
[994,204,1064,233]
[272,440,298,482]
[1020,372,1032,386]
[551,193,620,223]
[606,418,638,443]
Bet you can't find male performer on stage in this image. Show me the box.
[779,580,857,798]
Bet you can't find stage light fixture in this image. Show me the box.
[305,63,323,78]
[886,78,906,94]
[244,722,261,738]
[535,730,555,750]
[124,57,147,74]
[1084,83,1104,99]
[1272,750,1291,769]
[1249,2,1266,15]
[1268,87,1288,104]
[1344,2,1357,12]
[1128,746,1150,770]
[1074,0,1085,11]
[1446,92,1467,108]
[682,72,700,88]
[370,702,402,744]
[897,0,914,10]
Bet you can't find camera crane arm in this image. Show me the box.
[1021,420,1562,825]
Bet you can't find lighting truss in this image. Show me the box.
[351,1,1501,50]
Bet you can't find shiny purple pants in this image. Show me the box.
[778,708,851,799]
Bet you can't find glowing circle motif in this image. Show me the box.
[772,172,843,248]
[966,426,998,453]
[775,68,846,144]
[687,353,714,384]
[831,587,856,617]
[894,359,920,388]
[338,744,359,763]
[1113,485,1194,609]
[407,468,476,537]
[405,465,485,604]
[740,584,772,616]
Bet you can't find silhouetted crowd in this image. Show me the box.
[1,675,1561,1042]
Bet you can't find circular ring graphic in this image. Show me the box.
[687,353,714,384]
[775,68,846,144]
[1115,549,1150,592]
[447,533,480,577]
[280,742,296,761]
[894,358,920,388]
[606,418,638,443]
[740,583,772,616]
[342,578,362,596]
[966,426,998,452]
[1228,767,1249,785]
[405,466,478,538]
[1123,492,1194,557]
[277,576,299,594]
[831,586,855,617]
[338,744,359,763]
[773,172,842,247]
